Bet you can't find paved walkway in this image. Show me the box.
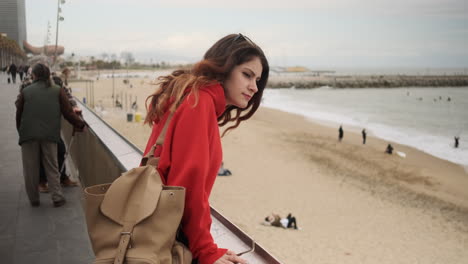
[0,73,93,263]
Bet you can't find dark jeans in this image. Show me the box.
[39,138,67,183]
[287,214,298,229]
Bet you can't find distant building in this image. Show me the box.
[0,0,27,49]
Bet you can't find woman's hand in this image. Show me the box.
[213,250,248,264]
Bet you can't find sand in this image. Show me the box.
[72,73,468,263]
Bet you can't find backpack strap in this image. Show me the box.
[141,92,190,166]
[141,112,174,166]
[113,221,135,264]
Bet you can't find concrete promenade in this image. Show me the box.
[0,73,93,263]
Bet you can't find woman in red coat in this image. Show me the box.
[143,34,269,264]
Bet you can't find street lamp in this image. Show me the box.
[53,0,66,68]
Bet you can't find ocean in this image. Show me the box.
[262,87,468,167]
[319,67,468,76]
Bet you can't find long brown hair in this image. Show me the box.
[145,34,269,134]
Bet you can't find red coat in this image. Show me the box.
[143,83,228,264]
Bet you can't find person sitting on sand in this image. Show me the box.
[131,101,138,111]
[115,99,123,109]
[385,144,394,154]
[217,162,232,176]
[263,213,298,230]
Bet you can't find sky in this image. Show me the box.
[25,0,468,69]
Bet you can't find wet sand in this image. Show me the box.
[72,74,468,263]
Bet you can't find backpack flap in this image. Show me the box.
[100,166,163,225]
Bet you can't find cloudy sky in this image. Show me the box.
[25,0,468,68]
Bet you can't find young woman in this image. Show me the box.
[143,34,269,264]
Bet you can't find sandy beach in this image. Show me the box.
[72,74,468,263]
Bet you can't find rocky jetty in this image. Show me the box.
[267,75,468,89]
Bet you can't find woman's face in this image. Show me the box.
[223,56,262,108]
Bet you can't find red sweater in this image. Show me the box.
[143,83,228,264]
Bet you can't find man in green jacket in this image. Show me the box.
[15,63,86,207]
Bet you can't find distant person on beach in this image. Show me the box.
[143,33,268,264]
[454,136,460,148]
[338,125,344,142]
[362,129,367,144]
[115,99,123,109]
[385,144,394,154]
[15,63,86,207]
[217,162,232,176]
[131,100,138,111]
[263,213,299,230]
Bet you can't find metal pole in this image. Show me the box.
[125,92,128,112]
[112,65,115,105]
[92,81,95,108]
[86,81,89,105]
[53,0,60,67]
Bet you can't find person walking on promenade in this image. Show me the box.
[338,125,344,142]
[18,72,81,192]
[24,65,30,77]
[8,63,18,83]
[362,129,367,144]
[18,64,25,81]
[60,68,81,113]
[15,63,86,207]
[143,33,269,264]
[61,67,71,86]
[454,136,460,148]
[37,74,82,192]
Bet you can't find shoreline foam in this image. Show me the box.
[262,88,468,167]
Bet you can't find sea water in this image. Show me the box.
[262,87,468,167]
